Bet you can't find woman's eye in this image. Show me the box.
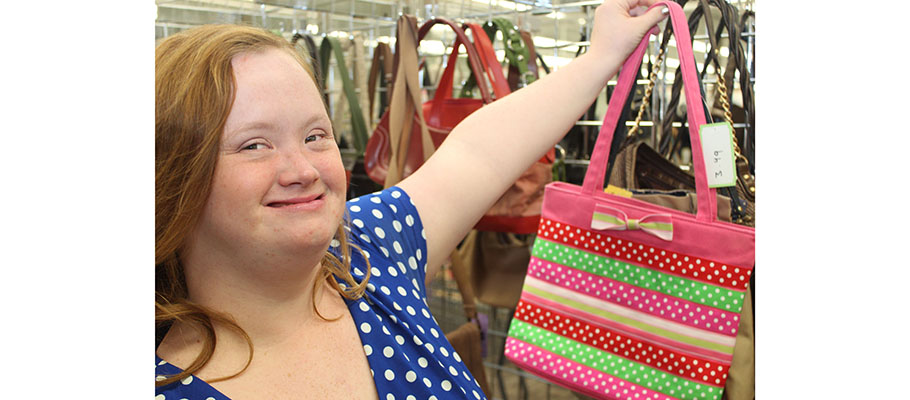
[242,143,268,150]
[305,132,329,144]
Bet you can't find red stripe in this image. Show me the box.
[537,217,752,291]
[515,299,730,387]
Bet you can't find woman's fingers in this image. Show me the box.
[589,0,668,59]
[635,3,669,30]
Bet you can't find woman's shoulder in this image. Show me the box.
[337,186,428,281]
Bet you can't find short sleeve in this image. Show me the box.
[336,186,428,293]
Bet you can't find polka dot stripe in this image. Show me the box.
[528,257,741,336]
[506,320,722,400]
[537,218,752,291]
[532,239,745,314]
[513,299,730,387]
[504,338,676,400]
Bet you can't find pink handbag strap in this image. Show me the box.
[582,1,717,223]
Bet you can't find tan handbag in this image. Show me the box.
[447,241,492,396]
[457,230,534,309]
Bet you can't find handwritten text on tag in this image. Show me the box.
[699,123,737,188]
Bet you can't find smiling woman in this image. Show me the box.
[155,24,370,390]
[155,1,667,398]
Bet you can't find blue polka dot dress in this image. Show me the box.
[155,187,488,400]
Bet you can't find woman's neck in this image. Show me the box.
[179,239,344,346]
[157,262,350,379]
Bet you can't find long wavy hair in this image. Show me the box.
[155,24,370,386]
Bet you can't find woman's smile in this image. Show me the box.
[266,193,326,210]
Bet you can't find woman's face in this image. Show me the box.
[190,48,346,259]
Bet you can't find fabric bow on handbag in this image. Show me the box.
[591,205,673,241]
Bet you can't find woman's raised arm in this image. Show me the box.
[397,0,669,280]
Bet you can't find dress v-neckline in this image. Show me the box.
[155,295,380,400]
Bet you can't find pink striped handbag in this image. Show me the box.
[503,2,755,400]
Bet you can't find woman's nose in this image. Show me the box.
[276,147,319,187]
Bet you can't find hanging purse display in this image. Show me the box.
[504,3,755,400]
[367,41,394,128]
[319,36,369,154]
[460,22,554,234]
[291,33,322,91]
[652,0,754,227]
[456,229,535,309]
[365,18,552,233]
[460,17,540,95]
[364,17,497,187]
[447,234,493,397]
[371,19,492,393]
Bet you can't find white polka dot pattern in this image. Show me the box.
[527,257,740,336]
[532,239,745,313]
[511,299,731,386]
[537,218,752,291]
[505,338,675,400]
[503,213,752,400]
[155,188,485,400]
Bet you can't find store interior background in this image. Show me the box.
[155,1,756,399]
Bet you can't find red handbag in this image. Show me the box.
[364,18,493,186]
[364,18,553,233]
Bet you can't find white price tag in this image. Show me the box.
[699,122,737,188]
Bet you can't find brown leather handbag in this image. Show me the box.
[456,230,534,309]
[446,246,492,396]
[653,0,755,227]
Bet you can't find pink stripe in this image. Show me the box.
[504,337,680,400]
[521,291,733,364]
[529,256,740,337]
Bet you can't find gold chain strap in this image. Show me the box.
[712,48,755,168]
[628,46,666,138]
[713,64,747,163]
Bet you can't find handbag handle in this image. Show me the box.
[292,33,326,104]
[583,1,717,223]
[519,30,541,82]
[319,36,369,154]
[367,42,394,127]
[385,15,433,187]
[461,18,537,95]
[416,18,493,104]
[460,22,512,99]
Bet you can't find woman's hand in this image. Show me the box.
[588,0,669,62]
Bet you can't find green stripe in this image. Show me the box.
[640,222,673,232]
[523,284,735,354]
[592,213,623,225]
[533,238,744,313]
[508,320,722,400]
